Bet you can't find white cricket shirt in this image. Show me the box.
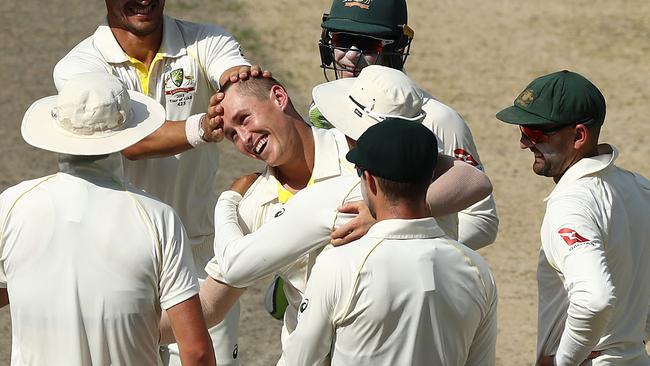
[283,218,498,366]
[537,144,650,365]
[53,16,250,244]
[0,155,198,366]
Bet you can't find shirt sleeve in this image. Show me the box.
[283,252,341,366]
[159,210,200,310]
[193,24,250,91]
[543,196,615,366]
[206,188,339,288]
[423,97,499,248]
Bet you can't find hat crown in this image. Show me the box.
[324,0,407,37]
[349,65,423,119]
[516,70,606,126]
[346,118,438,183]
[54,73,131,136]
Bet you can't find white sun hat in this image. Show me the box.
[312,65,426,140]
[21,72,165,155]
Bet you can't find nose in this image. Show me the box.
[344,46,362,62]
[520,133,534,149]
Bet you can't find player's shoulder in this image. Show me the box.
[0,176,55,204]
[293,174,359,203]
[170,16,234,41]
[124,183,180,221]
[419,89,468,128]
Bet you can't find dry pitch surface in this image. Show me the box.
[1,0,649,365]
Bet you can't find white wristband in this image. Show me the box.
[185,113,207,147]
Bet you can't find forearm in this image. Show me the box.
[210,191,330,287]
[457,195,499,249]
[122,120,194,160]
[427,156,492,217]
[166,295,216,366]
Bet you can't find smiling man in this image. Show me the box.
[52,1,257,364]
[497,70,650,366]
[158,69,494,365]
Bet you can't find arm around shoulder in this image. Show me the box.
[427,155,492,217]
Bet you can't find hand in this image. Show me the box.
[229,173,261,196]
[205,92,226,142]
[226,64,272,84]
[200,107,225,143]
[330,201,376,246]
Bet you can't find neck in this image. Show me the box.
[275,117,315,192]
[374,200,430,221]
[110,24,163,66]
[553,143,600,183]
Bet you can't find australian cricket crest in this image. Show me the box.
[170,68,184,87]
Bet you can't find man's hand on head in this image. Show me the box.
[226,64,272,84]
[230,173,261,196]
[330,201,377,246]
[203,93,226,142]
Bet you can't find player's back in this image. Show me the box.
[325,218,497,366]
[0,169,183,366]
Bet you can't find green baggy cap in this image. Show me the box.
[322,0,408,38]
[346,118,438,183]
[496,70,606,127]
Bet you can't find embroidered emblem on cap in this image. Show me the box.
[343,0,372,10]
[515,89,535,107]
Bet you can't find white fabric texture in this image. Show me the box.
[536,144,650,365]
[283,218,498,366]
[0,155,198,366]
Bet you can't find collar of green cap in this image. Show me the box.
[322,18,397,38]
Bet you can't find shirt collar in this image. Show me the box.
[93,15,186,63]
[365,218,446,240]
[58,152,124,183]
[544,143,618,201]
[311,126,346,182]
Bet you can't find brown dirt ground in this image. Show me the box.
[1,0,649,365]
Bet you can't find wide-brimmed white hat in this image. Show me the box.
[22,72,165,155]
[312,65,426,140]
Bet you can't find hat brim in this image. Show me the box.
[322,18,397,38]
[312,78,377,140]
[21,91,166,155]
[495,105,557,126]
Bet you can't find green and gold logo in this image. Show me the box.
[343,0,372,10]
[170,68,184,88]
[516,89,535,107]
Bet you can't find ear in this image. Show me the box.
[269,84,289,111]
[365,172,378,196]
[573,124,590,150]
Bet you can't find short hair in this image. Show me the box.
[375,174,432,204]
[221,76,284,101]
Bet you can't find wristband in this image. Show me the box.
[185,113,208,147]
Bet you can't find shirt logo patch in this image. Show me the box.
[274,208,285,218]
[558,228,590,246]
[454,148,479,167]
[170,68,184,87]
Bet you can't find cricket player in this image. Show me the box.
[159,68,493,363]
[52,0,266,363]
[0,73,214,366]
[496,70,650,365]
[312,0,498,249]
[284,118,497,366]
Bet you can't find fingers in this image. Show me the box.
[337,200,365,214]
[201,112,224,143]
[331,222,366,246]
